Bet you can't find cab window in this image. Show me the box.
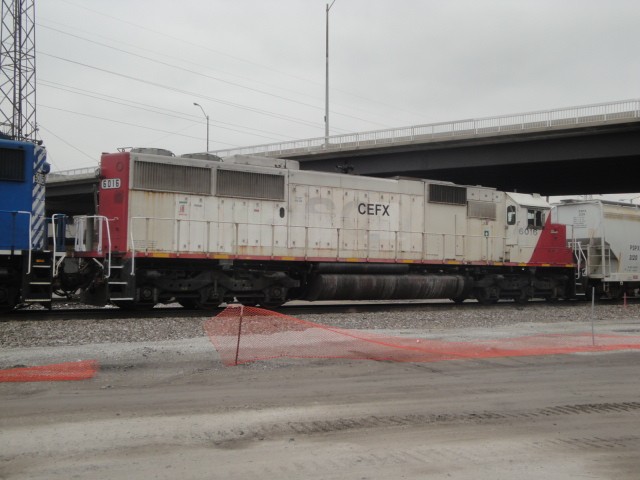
[506,205,516,225]
[0,147,25,181]
[527,209,545,229]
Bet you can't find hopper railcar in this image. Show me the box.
[552,199,640,299]
[63,148,576,310]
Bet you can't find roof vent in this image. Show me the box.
[130,148,175,157]
[181,153,222,161]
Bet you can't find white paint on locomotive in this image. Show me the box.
[66,149,575,308]
[90,150,563,266]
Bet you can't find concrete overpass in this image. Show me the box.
[46,168,98,217]
[46,99,640,216]
[210,98,640,196]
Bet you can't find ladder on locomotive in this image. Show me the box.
[106,257,134,302]
[21,251,53,309]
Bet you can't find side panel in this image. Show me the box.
[129,191,175,252]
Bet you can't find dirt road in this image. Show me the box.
[2,314,640,479]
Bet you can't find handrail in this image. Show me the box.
[207,98,640,159]
[569,240,588,279]
[128,215,509,264]
[50,213,67,278]
[73,215,113,278]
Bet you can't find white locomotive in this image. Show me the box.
[65,148,574,309]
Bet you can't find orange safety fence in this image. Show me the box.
[204,305,640,366]
[0,360,99,382]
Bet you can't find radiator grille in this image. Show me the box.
[467,200,497,220]
[216,169,285,200]
[132,160,211,194]
[428,184,467,205]
[0,147,25,181]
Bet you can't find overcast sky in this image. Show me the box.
[36,0,639,177]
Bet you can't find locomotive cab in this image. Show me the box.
[504,192,550,263]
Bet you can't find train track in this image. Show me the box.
[3,297,633,322]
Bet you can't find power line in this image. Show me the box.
[55,0,330,87]
[43,3,429,124]
[39,104,240,147]
[38,79,296,142]
[38,23,392,130]
[38,18,328,110]
[37,123,96,166]
[39,51,335,131]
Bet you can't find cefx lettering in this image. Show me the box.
[358,203,390,216]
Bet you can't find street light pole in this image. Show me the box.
[325,0,336,147]
[193,102,209,151]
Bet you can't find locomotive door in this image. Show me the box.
[175,195,205,252]
[505,201,519,246]
[505,199,545,263]
[504,200,520,262]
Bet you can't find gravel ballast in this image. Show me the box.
[1,302,639,349]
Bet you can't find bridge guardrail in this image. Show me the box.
[208,98,640,159]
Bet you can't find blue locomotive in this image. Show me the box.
[0,136,52,311]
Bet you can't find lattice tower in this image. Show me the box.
[0,0,36,140]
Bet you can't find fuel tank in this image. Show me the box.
[303,274,470,301]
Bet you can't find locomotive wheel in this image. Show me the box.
[474,288,498,305]
[195,286,226,310]
[259,286,287,309]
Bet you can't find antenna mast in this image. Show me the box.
[0,0,37,141]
